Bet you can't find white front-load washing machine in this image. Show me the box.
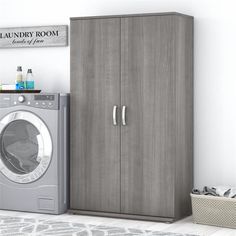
[0,93,69,214]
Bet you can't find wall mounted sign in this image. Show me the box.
[0,25,68,48]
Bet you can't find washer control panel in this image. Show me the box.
[32,94,58,109]
[0,93,59,110]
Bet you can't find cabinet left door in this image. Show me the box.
[70,18,121,213]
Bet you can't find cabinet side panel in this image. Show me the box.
[174,15,194,219]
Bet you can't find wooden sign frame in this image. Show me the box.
[0,25,68,48]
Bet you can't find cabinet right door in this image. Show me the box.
[121,15,176,217]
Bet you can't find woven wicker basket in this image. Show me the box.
[191,193,236,229]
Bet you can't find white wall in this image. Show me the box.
[0,0,236,189]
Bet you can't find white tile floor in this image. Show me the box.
[0,210,235,236]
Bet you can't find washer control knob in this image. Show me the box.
[18,95,25,103]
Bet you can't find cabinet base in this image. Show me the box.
[69,209,175,223]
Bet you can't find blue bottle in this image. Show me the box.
[25,69,35,90]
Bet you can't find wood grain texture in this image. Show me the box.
[70,13,193,221]
[174,15,194,220]
[70,18,121,213]
[120,16,176,217]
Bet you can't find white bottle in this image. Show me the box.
[16,66,23,82]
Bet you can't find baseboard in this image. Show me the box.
[69,209,175,223]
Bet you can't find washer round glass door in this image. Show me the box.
[0,111,52,184]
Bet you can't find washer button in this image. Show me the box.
[18,95,25,103]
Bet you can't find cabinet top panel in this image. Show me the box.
[70,12,193,21]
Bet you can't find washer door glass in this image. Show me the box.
[0,111,52,183]
[1,120,40,175]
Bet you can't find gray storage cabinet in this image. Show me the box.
[70,12,193,222]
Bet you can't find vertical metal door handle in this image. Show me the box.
[113,105,118,126]
[122,106,127,126]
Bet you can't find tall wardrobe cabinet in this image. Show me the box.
[70,13,193,222]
